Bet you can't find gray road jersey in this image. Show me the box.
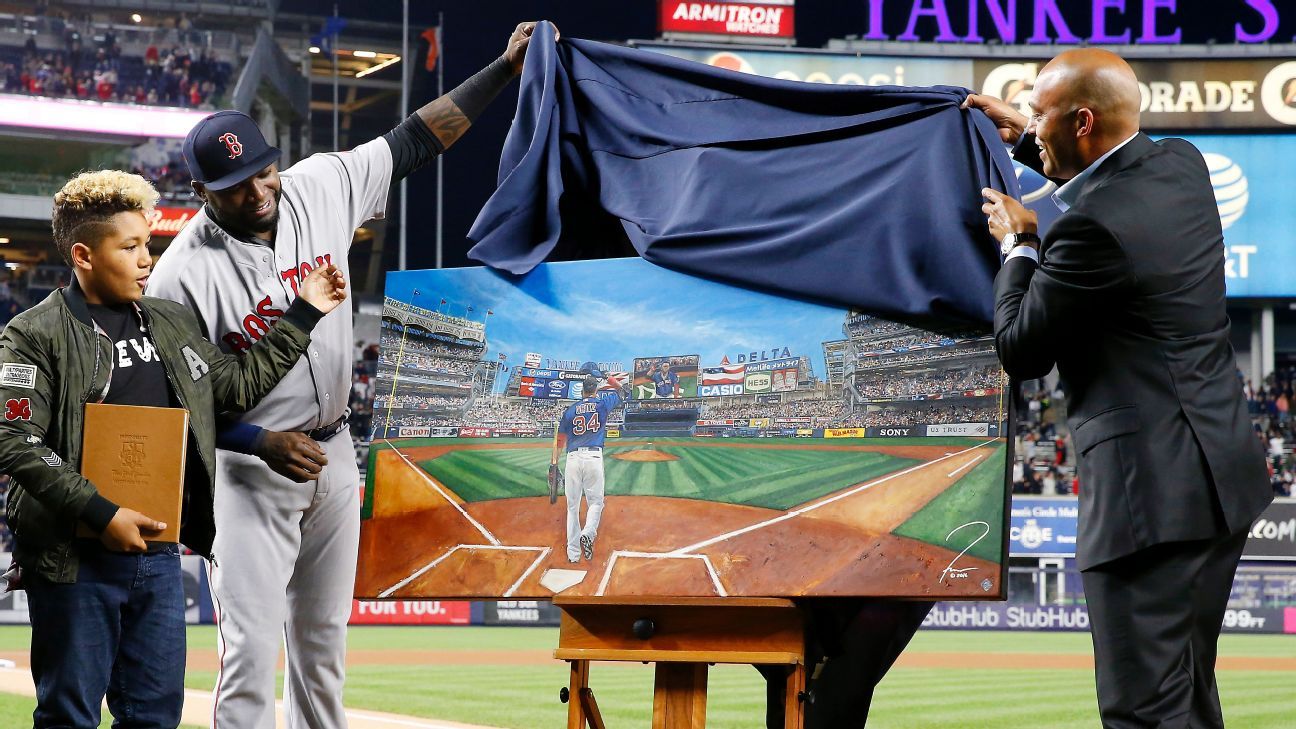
[147,137,393,432]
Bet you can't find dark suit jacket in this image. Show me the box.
[994,132,1272,570]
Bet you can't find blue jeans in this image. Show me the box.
[26,542,185,729]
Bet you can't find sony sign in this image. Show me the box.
[861,1,1286,45]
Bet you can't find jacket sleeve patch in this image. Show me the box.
[181,345,210,382]
[4,398,31,421]
[0,364,37,389]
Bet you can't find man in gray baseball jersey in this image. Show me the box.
[147,22,550,728]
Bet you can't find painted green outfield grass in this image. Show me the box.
[363,435,995,516]
[418,446,919,510]
[891,444,1008,563]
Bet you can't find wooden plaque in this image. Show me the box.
[77,403,189,543]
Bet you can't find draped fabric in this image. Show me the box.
[467,22,1018,324]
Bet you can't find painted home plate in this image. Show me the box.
[540,569,587,593]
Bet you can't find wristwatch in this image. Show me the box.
[1000,232,1041,257]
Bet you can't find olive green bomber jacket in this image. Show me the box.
[0,280,321,582]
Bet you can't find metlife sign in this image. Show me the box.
[975,59,1296,130]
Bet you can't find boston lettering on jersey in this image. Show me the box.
[222,253,332,353]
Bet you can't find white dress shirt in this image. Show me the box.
[1005,131,1140,266]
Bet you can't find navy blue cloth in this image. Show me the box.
[467,22,1019,324]
[26,542,186,729]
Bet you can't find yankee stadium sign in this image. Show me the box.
[861,1,1289,45]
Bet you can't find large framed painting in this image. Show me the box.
[357,258,1010,600]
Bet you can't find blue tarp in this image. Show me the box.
[468,22,1018,324]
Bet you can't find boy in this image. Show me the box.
[0,170,346,728]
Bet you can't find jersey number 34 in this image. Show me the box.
[572,413,601,435]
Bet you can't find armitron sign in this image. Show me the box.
[660,1,795,38]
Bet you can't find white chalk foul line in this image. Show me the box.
[947,453,985,478]
[595,550,727,597]
[670,439,999,556]
[379,544,548,599]
[504,547,552,598]
[385,440,500,546]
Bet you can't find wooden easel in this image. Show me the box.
[554,596,806,729]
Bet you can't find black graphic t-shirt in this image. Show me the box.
[88,303,177,407]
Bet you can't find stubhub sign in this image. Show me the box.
[1025,133,1295,298]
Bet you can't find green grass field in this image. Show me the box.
[1,626,1290,728]
[892,445,1008,563]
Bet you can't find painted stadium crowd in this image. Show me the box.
[854,342,997,369]
[834,403,1001,428]
[843,315,911,339]
[701,398,845,420]
[853,364,1001,399]
[378,349,480,376]
[373,393,466,411]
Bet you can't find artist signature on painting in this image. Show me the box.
[940,521,990,583]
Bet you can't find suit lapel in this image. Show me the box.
[1074,132,1157,203]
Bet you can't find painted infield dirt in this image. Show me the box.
[357,441,1002,599]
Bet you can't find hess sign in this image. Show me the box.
[660,1,795,38]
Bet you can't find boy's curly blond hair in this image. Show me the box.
[51,170,160,266]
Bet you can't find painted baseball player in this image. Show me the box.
[550,372,624,562]
[146,23,549,728]
[652,359,680,398]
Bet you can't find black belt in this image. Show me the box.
[303,412,349,442]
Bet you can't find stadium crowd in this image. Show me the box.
[2,25,230,108]
[1245,367,1295,496]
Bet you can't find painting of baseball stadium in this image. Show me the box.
[357,258,1011,600]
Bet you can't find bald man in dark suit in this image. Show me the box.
[967,50,1271,728]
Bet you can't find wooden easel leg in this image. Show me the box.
[567,660,590,729]
[652,662,708,729]
[783,662,806,729]
[579,687,607,729]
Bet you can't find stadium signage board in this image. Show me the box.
[640,43,973,87]
[146,207,198,237]
[362,258,1009,599]
[1009,498,1079,557]
[1008,497,1294,560]
[923,602,1295,635]
[659,0,795,38]
[1026,133,1296,297]
[859,1,1288,45]
[976,58,1296,129]
[1243,499,1296,560]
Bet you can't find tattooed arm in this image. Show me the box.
[382,22,555,179]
